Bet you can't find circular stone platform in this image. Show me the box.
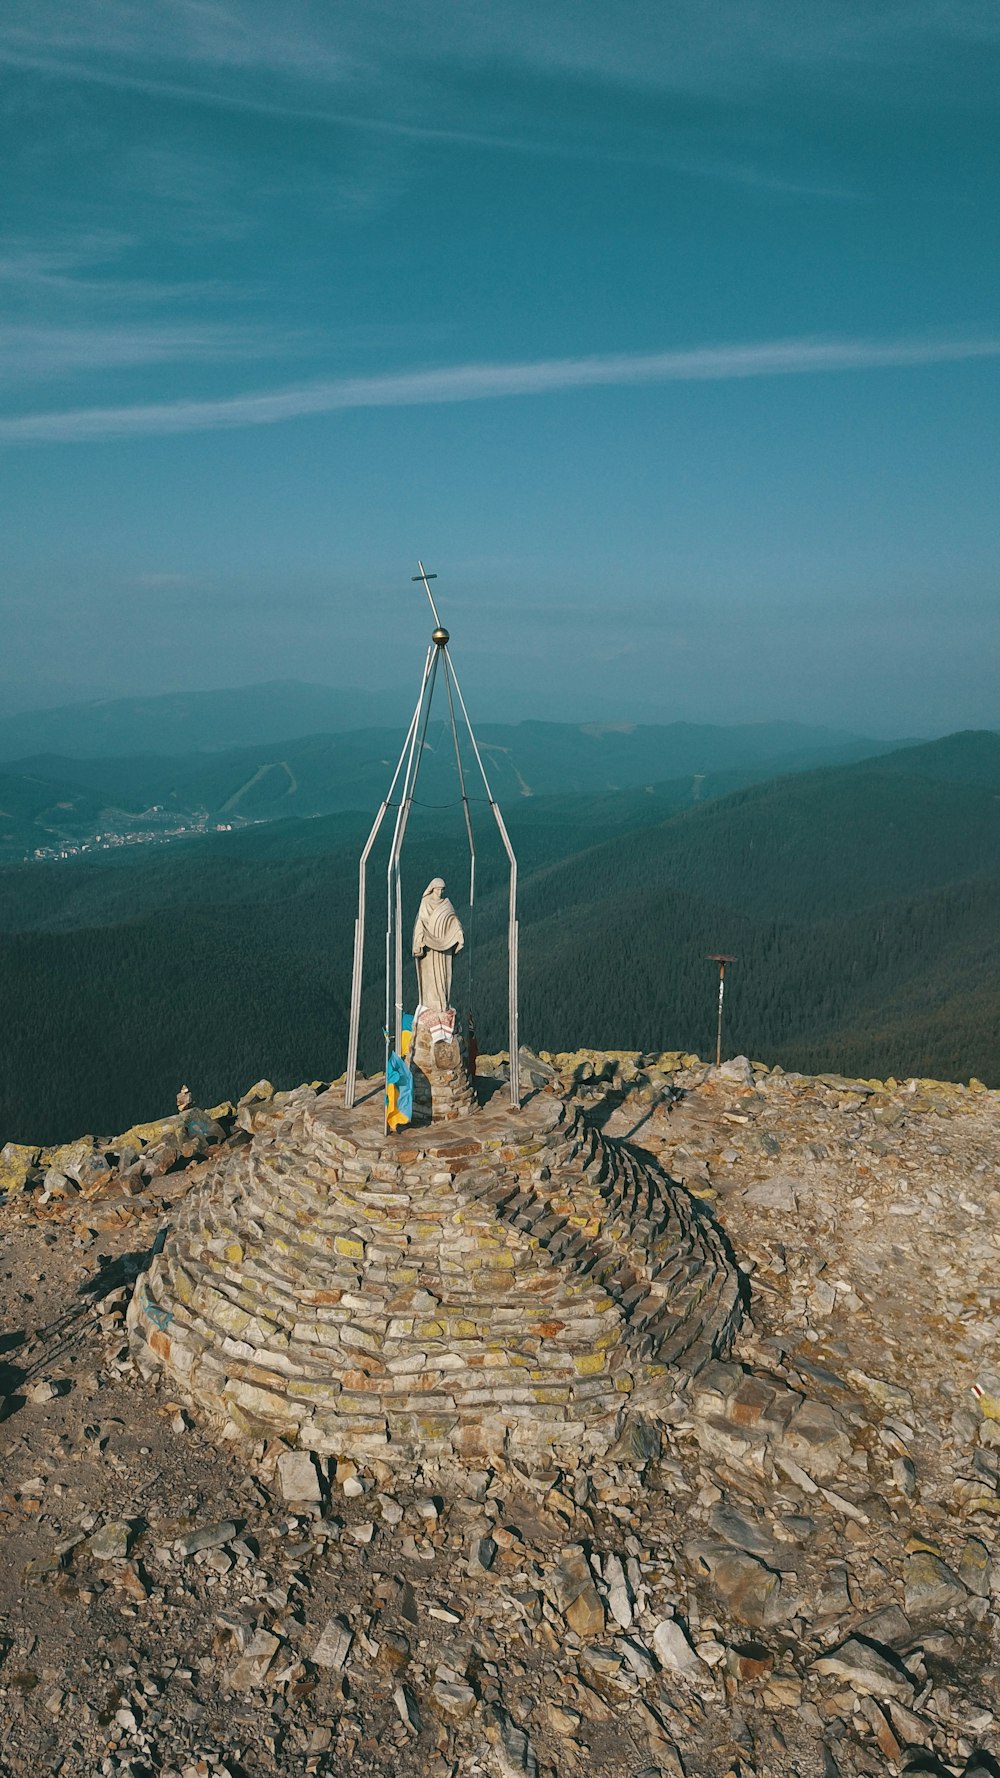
[128,1081,742,1469]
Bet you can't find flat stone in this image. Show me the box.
[88,1521,133,1561]
[469,1535,497,1572]
[744,1178,798,1212]
[812,1636,914,1702]
[618,1636,657,1681]
[175,1520,238,1558]
[230,1628,282,1691]
[311,1615,353,1671]
[547,1703,583,1736]
[693,1415,770,1473]
[553,1545,606,1638]
[903,1550,968,1616]
[27,1380,59,1405]
[892,1456,917,1496]
[777,1400,853,1480]
[958,1537,993,1597]
[580,1645,623,1683]
[392,1683,421,1732]
[707,1503,779,1561]
[607,1580,633,1629]
[683,1539,787,1627]
[853,1605,913,1650]
[565,1584,605,1639]
[651,1617,704,1674]
[431,1679,476,1720]
[276,1449,323,1503]
[730,1374,781,1427]
[846,1369,914,1414]
[815,1564,853,1619]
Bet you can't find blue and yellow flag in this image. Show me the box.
[385,1016,414,1131]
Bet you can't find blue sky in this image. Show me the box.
[2,0,998,733]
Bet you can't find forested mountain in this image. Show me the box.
[515,730,1000,925]
[0,730,996,1143]
[0,715,895,861]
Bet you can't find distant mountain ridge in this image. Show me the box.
[0,679,902,764]
[0,680,415,761]
[0,712,902,860]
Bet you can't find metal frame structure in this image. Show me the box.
[344,564,520,1112]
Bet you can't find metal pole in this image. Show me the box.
[706,953,736,1069]
[441,651,476,909]
[387,646,440,1055]
[382,646,436,1120]
[345,672,431,1107]
[445,650,520,1109]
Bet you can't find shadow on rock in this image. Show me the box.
[76,1231,167,1304]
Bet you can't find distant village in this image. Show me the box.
[28,810,240,862]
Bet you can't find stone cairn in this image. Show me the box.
[129,1039,743,1475]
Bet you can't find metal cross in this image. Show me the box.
[412,561,444,631]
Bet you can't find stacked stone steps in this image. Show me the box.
[140,1139,625,1441]
[129,1083,742,1466]
[496,1107,738,1354]
[309,1096,742,1383]
[140,1122,738,1405]
[481,1170,737,1378]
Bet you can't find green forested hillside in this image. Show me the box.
[0,731,996,1143]
[526,731,1000,926]
[0,767,108,857]
[0,716,894,860]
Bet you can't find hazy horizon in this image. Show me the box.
[0,670,978,744]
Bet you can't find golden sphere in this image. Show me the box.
[432,626,450,646]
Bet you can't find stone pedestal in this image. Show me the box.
[409,1020,476,1123]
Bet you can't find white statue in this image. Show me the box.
[412,878,465,1012]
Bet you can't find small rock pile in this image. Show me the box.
[0,1103,242,1208]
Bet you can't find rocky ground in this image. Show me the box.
[1,1052,999,1778]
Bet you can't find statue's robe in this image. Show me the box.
[412,893,464,1012]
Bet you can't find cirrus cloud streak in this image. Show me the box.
[1,332,997,445]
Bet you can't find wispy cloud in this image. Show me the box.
[2,332,996,445]
[0,45,713,173]
[0,235,243,307]
[0,320,305,379]
[4,0,999,98]
[10,1,992,225]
